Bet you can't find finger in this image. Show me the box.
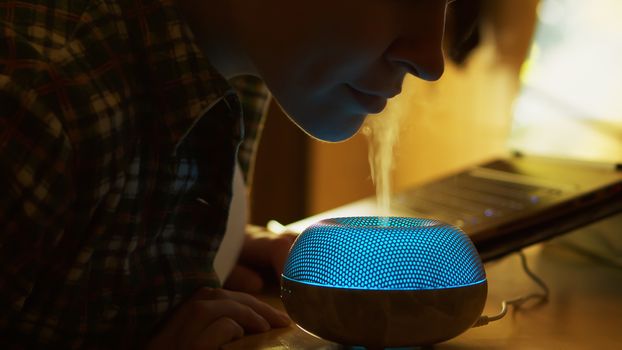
[223,265,264,293]
[192,317,244,350]
[202,289,291,327]
[181,298,271,339]
[162,287,220,340]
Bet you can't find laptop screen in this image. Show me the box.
[508,0,622,163]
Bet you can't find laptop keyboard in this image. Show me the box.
[394,170,566,229]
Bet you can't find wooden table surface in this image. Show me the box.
[224,221,622,349]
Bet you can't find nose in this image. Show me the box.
[386,39,445,81]
[385,7,447,81]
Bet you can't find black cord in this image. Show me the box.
[473,251,549,327]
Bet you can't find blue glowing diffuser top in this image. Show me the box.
[282,217,486,290]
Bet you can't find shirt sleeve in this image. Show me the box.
[228,75,271,188]
[0,77,76,315]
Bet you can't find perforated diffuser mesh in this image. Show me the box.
[283,217,486,290]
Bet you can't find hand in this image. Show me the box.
[147,287,290,350]
[223,225,297,293]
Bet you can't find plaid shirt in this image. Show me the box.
[0,0,270,347]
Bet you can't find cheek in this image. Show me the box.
[284,24,393,89]
[253,5,397,94]
[301,31,392,88]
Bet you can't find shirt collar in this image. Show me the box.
[122,0,242,150]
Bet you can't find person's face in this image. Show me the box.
[236,0,450,142]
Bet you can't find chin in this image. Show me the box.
[295,113,367,143]
[272,92,368,142]
[312,127,361,143]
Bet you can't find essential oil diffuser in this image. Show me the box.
[281,217,487,348]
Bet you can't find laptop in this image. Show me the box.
[286,0,622,262]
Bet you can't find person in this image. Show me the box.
[0,0,468,348]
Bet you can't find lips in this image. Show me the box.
[347,85,389,114]
[350,81,402,98]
